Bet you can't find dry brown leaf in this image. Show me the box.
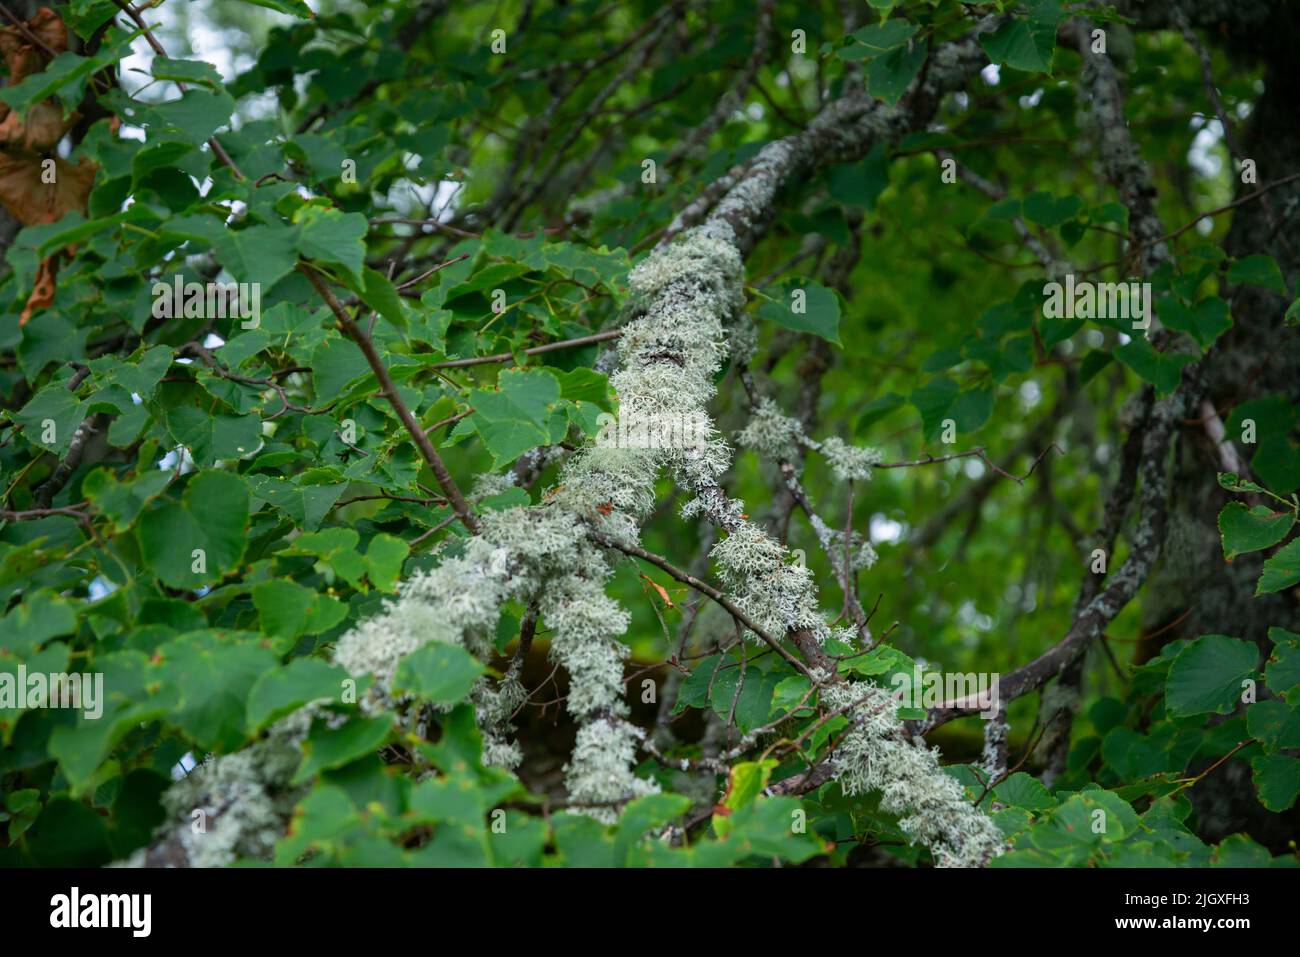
[0,7,67,74]
[0,99,73,153]
[0,153,97,227]
[0,8,100,325]
[640,573,675,608]
[21,253,59,325]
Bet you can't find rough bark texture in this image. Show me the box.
[1139,2,1300,849]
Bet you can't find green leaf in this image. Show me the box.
[295,209,370,284]
[615,793,692,863]
[1156,295,1232,349]
[467,368,563,467]
[1165,635,1258,717]
[288,527,366,587]
[910,377,993,441]
[82,468,173,532]
[156,630,278,751]
[1228,254,1287,293]
[252,579,348,640]
[1246,699,1300,751]
[246,657,348,733]
[1225,394,1294,441]
[392,642,486,707]
[409,774,488,829]
[365,533,409,592]
[769,674,813,719]
[243,0,315,17]
[849,20,917,55]
[488,810,548,867]
[25,797,112,866]
[0,50,114,117]
[1022,191,1081,228]
[150,56,222,89]
[1250,754,1300,811]
[88,344,173,396]
[0,590,77,657]
[991,772,1056,810]
[1253,437,1300,496]
[12,385,86,456]
[1079,350,1113,385]
[46,652,177,792]
[293,715,394,785]
[310,336,371,399]
[555,367,612,410]
[712,760,775,838]
[867,40,927,105]
[1257,537,1300,595]
[146,88,236,144]
[215,222,298,288]
[758,281,841,344]
[1265,629,1300,701]
[826,145,889,210]
[1217,472,1267,495]
[163,406,263,465]
[854,392,906,433]
[978,4,1059,74]
[357,267,407,330]
[3,788,41,841]
[1036,790,1138,849]
[245,475,348,532]
[137,470,250,589]
[694,796,828,865]
[1217,502,1295,559]
[1211,832,1272,867]
[1113,339,1194,396]
[273,785,362,864]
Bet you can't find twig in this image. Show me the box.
[109,0,244,180]
[588,528,814,680]
[302,264,480,534]
[428,329,620,370]
[874,443,1063,486]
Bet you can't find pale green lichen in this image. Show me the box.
[734,399,881,483]
[710,522,829,642]
[824,527,878,572]
[470,470,520,500]
[817,436,882,482]
[735,396,805,461]
[540,569,631,717]
[134,707,320,868]
[821,682,1006,868]
[565,717,658,822]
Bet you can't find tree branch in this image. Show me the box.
[301,264,479,534]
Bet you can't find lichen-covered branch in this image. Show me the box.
[135,20,1007,868]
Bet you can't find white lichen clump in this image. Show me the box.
[735,397,804,461]
[818,436,882,482]
[470,470,520,500]
[710,522,828,642]
[734,398,882,482]
[119,708,318,868]
[825,527,878,572]
[822,682,1007,868]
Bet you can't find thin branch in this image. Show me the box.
[874,443,1063,486]
[110,0,244,180]
[301,264,479,534]
[1,503,91,521]
[428,329,620,370]
[588,528,814,680]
